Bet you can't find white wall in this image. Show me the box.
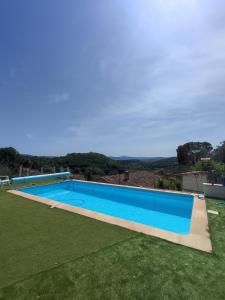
[203,183,225,199]
[182,173,208,192]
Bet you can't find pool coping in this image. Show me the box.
[8,180,212,253]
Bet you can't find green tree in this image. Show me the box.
[214,141,225,163]
[0,147,21,169]
[176,142,213,165]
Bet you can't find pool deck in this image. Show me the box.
[9,181,212,253]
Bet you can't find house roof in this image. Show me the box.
[180,171,209,176]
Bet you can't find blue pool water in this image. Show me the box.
[20,181,194,234]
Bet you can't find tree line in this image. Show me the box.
[0,147,121,178]
[0,141,225,179]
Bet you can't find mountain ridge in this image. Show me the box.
[111,156,165,161]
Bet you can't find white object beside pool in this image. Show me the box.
[0,176,10,186]
[208,210,219,215]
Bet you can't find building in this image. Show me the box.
[181,171,209,193]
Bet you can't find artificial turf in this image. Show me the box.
[0,185,225,299]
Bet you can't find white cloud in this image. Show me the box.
[49,92,70,104]
[26,133,33,140]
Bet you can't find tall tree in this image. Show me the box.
[176,142,213,165]
[0,147,21,169]
[214,141,225,163]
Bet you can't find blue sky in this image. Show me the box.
[0,0,225,156]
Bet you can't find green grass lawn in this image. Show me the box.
[0,182,225,299]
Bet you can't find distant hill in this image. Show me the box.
[112,156,178,172]
[146,157,178,170]
[0,147,120,177]
[0,147,178,178]
[111,156,165,162]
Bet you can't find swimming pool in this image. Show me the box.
[20,181,194,234]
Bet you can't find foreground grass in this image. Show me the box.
[0,188,134,288]
[0,185,225,299]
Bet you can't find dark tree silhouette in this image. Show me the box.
[176,142,213,165]
[214,141,225,163]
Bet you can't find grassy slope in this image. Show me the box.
[0,184,225,299]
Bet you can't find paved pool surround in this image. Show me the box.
[9,180,212,253]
